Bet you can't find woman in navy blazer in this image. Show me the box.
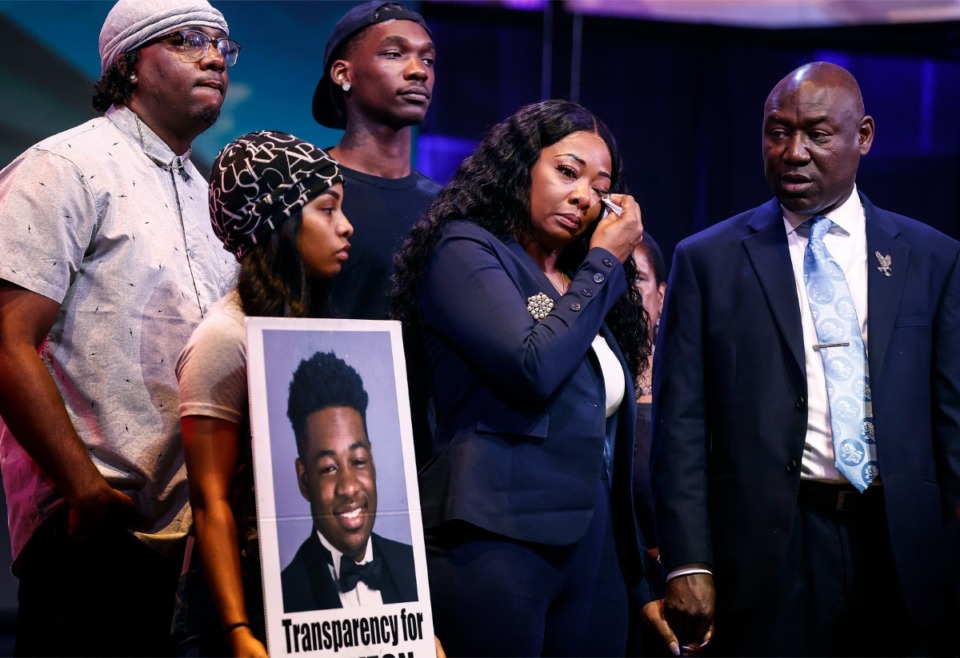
[393,100,668,656]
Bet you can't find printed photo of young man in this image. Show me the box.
[280,351,418,612]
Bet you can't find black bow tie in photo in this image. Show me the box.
[339,556,383,592]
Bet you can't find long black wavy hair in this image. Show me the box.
[236,213,333,319]
[392,99,650,380]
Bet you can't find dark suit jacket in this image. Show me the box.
[417,220,649,601]
[652,192,960,625]
[280,532,418,612]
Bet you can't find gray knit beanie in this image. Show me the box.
[99,0,229,75]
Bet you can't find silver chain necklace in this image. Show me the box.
[134,113,191,176]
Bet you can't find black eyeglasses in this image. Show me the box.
[162,29,240,67]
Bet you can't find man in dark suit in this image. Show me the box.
[281,351,417,612]
[652,61,959,656]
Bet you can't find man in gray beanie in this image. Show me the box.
[0,0,238,654]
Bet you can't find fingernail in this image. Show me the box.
[669,641,680,656]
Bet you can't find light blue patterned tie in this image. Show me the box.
[804,216,878,492]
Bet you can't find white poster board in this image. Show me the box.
[246,317,433,658]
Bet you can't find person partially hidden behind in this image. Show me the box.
[281,351,418,611]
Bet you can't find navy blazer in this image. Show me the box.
[652,193,960,624]
[280,532,418,612]
[417,220,647,595]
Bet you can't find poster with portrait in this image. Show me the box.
[247,318,434,658]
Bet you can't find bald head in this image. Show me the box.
[766,61,865,121]
[762,61,874,216]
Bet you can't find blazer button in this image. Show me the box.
[795,396,806,409]
[581,288,593,297]
[570,302,582,311]
[785,459,798,474]
[602,258,614,267]
[593,273,605,284]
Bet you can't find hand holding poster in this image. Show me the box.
[246,318,434,657]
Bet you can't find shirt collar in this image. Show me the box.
[105,105,192,177]
[316,529,373,577]
[782,185,864,237]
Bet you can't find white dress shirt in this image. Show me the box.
[317,531,384,608]
[668,188,871,583]
[783,187,869,482]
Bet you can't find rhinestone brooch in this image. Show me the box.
[527,292,554,321]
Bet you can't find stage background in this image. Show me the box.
[1,0,959,645]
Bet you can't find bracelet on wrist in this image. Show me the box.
[224,621,251,635]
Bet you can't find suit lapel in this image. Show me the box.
[371,535,398,604]
[303,534,344,609]
[506,238,562,301]
[741,202,805,377]
[863,197,908,380]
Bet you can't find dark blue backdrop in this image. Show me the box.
[1,0,958,637]
[419,4,960,264]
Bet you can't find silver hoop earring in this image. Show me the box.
[341,81,351,92]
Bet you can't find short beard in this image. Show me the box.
[195,107,221,127]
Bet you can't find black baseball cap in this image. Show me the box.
[312,1,432,129]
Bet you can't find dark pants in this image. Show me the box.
[172,538,266,657]
[713,487,949,657]
[14,510,180,657]
[427,482,629,657]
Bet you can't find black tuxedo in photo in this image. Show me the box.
[280,531,417,612]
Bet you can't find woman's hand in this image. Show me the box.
[227,624,268,658]
[589,194,644,263]
[641,597,712,656]
[641,598,681,656]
